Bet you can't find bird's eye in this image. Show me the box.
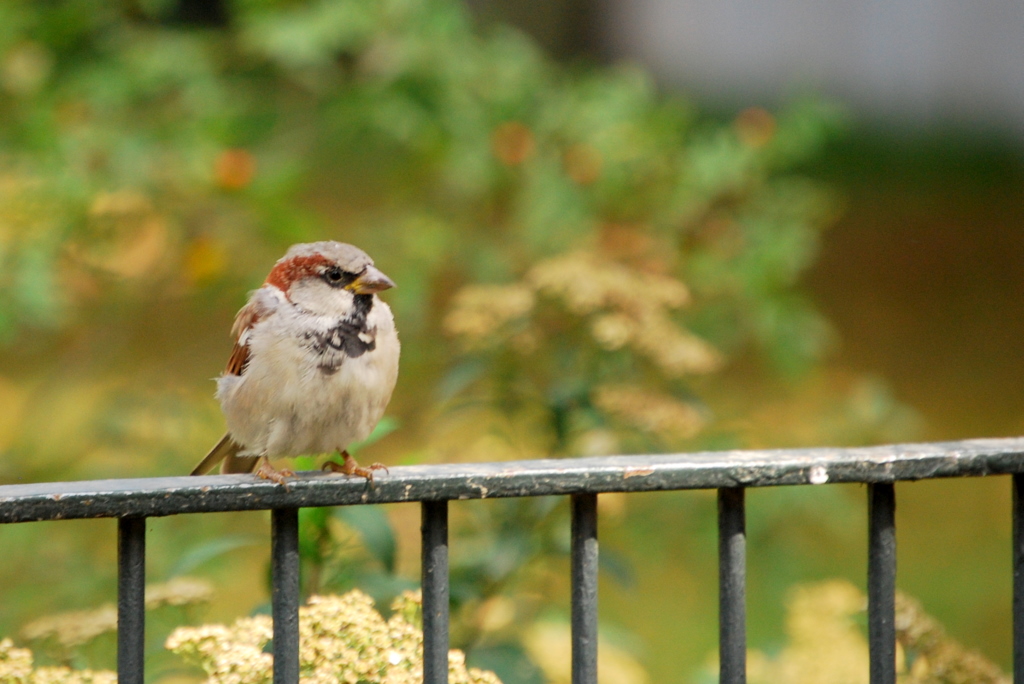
[323,266,355,288]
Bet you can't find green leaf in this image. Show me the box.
[292,455,318,471]
[434,358,486,404]
[347,416,399,453]
[333,505,396,573]
[599,549,635,588]
[169,535,262,576]
[299,506,330,532]
[467,643,546,684]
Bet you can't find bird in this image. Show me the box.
[190,241,400,484]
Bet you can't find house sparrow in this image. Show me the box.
[190,241,400,484]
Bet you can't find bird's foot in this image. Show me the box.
[255,457,294,487]
[323,450,388,484]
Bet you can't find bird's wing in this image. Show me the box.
[192,291,281,476]
[224,294,276,376]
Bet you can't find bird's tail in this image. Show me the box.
[190,434,261,475]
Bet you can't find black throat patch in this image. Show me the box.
[304,295,377,374]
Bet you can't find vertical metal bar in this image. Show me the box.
[272,508,300,684]
[422,500,449,684]
[718,487,746,684]
[571,493,599,684]
[117,516,146,684]
[1014,474,1024,683]
[868,483,896,684]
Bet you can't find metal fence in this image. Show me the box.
[3,436,1024,684]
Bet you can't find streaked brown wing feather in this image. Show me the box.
[225,342,250,376]
[192,295,276,477]
[224,300,264,377]
[231,300,262,340]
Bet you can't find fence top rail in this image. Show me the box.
[1,437,1023,524]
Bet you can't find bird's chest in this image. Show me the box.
[250,314,377,387]
[242,319,385,452]
[301,319,377,375]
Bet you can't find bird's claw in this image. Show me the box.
[322,454,388,485]
[255,459,294,488]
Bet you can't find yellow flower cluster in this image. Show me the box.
[145,577,215,609]
[764,580,869,684]
[734,580,869,684]
[19,577,214,652]
[0,639,31,682]
[528,251,720,376]
[76,189,171,281]
[19,607,118,650]
[738,580,1009,684]
[166,590,502,684]
[166,615,274,684]
[442,284,535,343]
[0,638,116,684]
[591,384,704,442]
[896,592,1009,684]
[528,250,689,315]
[442,249,721,377]
[15,668,116,684]
[0,174,46,240]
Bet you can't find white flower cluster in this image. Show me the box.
[166,590,502,684]
[0,638,116,684]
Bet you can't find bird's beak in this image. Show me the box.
[347,265,396,294]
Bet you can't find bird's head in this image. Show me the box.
[265,241,395,315]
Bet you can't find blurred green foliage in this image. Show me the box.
[0,0,840,363]
[0,0,936,682]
